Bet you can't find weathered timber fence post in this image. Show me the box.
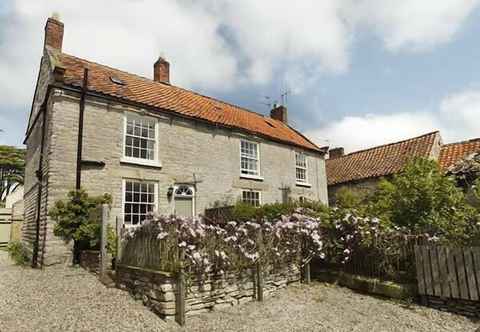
[301,239,311,284]
[175,248,186,326]
[256,261,264,302]
[100,204,109,280]
[115,216,123,267]
[303,259,311,284]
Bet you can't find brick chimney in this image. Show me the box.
[44,15,64,51]
[154,57,170,84]
[329,147,344,159]
[270,104,288,124]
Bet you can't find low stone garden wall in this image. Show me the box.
[314,268,417,300]
[116,263,301,320]
[421,295,480,318]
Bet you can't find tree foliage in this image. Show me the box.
[0,145,25,203]
[369,158,477,243]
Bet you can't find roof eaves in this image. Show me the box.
[58,82,322,153]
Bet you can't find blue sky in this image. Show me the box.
[1,1,479,152]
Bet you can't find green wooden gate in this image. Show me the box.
[0,208,12,247]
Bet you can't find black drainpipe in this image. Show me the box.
[76,68,89,190]
[32,105,48,268]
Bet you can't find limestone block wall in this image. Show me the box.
[116,264,300,320]
[32,88,327,264]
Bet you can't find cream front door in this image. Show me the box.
[174,185,194,217]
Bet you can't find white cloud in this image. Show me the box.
[0,0,237,109]
[211,0,353,84]
[306,88,480,153]
[0,0,478,146]
[352,0,480,52]
[2,0,477,109]
[439,89,480,140]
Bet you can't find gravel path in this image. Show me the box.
[0,250,177,332]
[1,250,478,332]
[184,283,479,332]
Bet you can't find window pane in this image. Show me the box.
[242,190,260,207]
[124,180,156,227]
[124,116,157,161]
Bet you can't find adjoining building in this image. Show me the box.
[326,132,480,204]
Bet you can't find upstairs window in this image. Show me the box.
[124,114,157,162]
[123,180,156,226]
[295,152,308,183]
[240,140,260,176]
[242,190,261,207]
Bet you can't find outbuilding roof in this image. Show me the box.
[326,131,440,186]
[439,138,480,170]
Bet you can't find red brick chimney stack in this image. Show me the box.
[44,15,64,51]
[154,57,170,84]
[329,147,344,159]
[270,104,288,124]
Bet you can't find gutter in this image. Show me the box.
[76,68,89,190]
[26,83,325,155]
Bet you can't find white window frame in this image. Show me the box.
[121,112,161,167]
[240,140,263,180]
[241,190,262,207]
[122,179,158,228]
[295,151,311,187]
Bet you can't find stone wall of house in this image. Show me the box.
[33,88,328,264]
[23,53,74,265]
[328,178,380,205]
[116,264,300,319]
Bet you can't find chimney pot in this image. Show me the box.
[270,105,288,124]
[44,16,64,51]
[329,147,344,159]
[154,57,170,84]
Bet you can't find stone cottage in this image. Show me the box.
[23,17,328,266]
[326,131,480,204]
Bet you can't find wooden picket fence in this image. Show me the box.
[414,245,480,301]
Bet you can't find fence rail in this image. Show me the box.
[342,235,427,283]
[415,245,480,301]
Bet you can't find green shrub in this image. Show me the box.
[369,158,477,244]
[7,241,29,265]
[334,187,364,209]
[231,201,258,221]
[49,189,112,263]
[49,189,111,249]
[230,199,330,222]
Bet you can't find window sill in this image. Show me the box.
[240,174,264,181]
[296,181,312,188]
[120,157,162,168]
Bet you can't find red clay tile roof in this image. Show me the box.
[54,52,322,152]
[326,132,440,186]
[439,138,480,170]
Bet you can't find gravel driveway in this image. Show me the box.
[1,250,478,332]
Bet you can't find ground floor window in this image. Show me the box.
[242,190,261,207]
[123,180,156,226]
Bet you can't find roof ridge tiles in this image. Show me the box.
[333,131,439,159]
